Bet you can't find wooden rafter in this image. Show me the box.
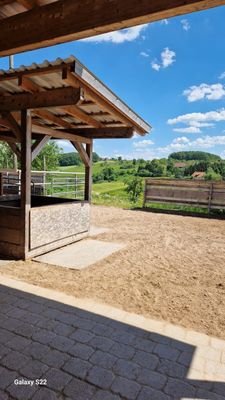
[8,142,21,159]
[71,141,90,167]
[63,70,134,130]
[2,112,22,141]
[0,132,17,143]
[66,127,134,139]
[61,105,103,128]
[32,123,91,144]
[19,75,102,129]
[32,109,74,130]
[16,0,39,9]
[0,0,224,55]
[0,87,82,112]
[31,135,50,161]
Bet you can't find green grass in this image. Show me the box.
[92,180,138,208]
[58,162,223,215]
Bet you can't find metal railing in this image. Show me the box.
[0,170,85,200]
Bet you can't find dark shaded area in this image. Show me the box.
[134,206,225,220]
[0,284,225,399]
[0,195,85,209]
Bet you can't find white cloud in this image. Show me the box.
[151,61,161,71]
[151,47,176,71]
[114,134,225,160]
[133,139,154,149]
[181,19,190,31]
[161,19,169,25]
[168,109,225,126]
[183,83,225,102]
[219,71,225,80]
[140,51,149,58]
[158,135,225,157]
[173,126,202,134]
[161,48,176,68]
[82,24,148,44]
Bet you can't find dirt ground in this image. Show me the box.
[1,205,225,339]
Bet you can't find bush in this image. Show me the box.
[125,177,143,203]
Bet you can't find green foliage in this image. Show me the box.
[32,141,61,171]
[93,152,101,163]
[125,176,143,203]
[0,143,14,169]
[59,152,81,167]
[169,151,221,162]
[205,167,222,181]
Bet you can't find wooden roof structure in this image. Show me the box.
[0,0,225,56]
[0,56,150,148]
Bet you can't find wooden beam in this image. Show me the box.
[63,71,135,129]
[8,143,21,159]
[18,75,43,93]
[0,132,17,143]
[0,0,224,55]
[32,109,74,130]
[0,87,82,111]
[71,141,90,167]
[20,75,102,129]
[20,76,76,129]
[32,123,92,144]
[31,135,50,161]
[85,141,93,202]
[16,0,40,9]
[65,127,134,139]
[2,112,22,141]
[20,109,32,257]
[62,105,103,128]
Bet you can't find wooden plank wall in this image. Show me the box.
[144,179,225,211]
[0,205,23,258]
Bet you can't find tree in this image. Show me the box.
[93,152,101,163]
[102,166,116,181]
[32,141,61,171]
[59,152,81,166]
[125,177,143,203]
[205,167,222,181]
[169,151,221,162]
[146,159,164,177]
[0,143,14,169]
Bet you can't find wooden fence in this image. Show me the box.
[144,179,225,211]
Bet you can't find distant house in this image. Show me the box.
[192,171,206,180]
[174,162,187,169]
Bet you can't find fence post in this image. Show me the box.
[208,182,213,213]
[143,179,147,208]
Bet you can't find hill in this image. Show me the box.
[169,151,221,162]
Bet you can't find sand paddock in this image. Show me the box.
[1,205,225,339]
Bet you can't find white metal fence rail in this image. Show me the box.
[0,170,85,200]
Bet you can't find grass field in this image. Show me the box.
[58,162,218,214]
[59,162,139,208]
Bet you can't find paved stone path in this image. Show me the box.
[0,276,225,400]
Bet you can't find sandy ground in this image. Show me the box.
[1,206,225,339]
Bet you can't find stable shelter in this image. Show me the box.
[0,0,224,260]
[0,57,150,259]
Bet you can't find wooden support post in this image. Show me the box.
[20,109,32,258]
[0,173,3,196]
[84,140,93,202]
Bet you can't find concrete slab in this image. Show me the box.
[89,226,109,237]
[0,259,13,267]
[34,239,125,270]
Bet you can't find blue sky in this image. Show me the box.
[1,6,225,159]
